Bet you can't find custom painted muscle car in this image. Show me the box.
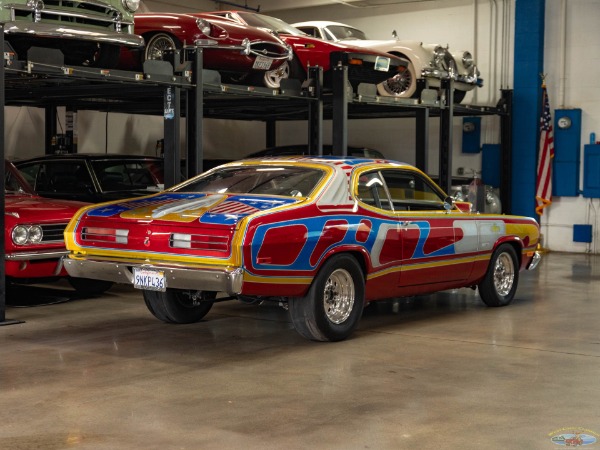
[63,157,541,341]
[293,20,482,102]
[1,0,144,68]
[206,11,406,90]
[4,160,113,295]
[118,12,292,82]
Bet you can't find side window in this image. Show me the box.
[45,161,90,193]
[356,171,392,210]
[18,164,43,190]
[381,170,445,211]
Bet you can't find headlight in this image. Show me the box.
[196,19,212,36]
[12,225,29,245]
[29,225,43,244]
[121,0,139,13]
[433,46,446,67]
[462,51,474,69]
[11,225,44,245]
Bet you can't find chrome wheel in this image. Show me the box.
[145,33,177,61]
[263,60,290,88]
[323,268,355,324]
[493,252,515,297]
[381,67,413,96]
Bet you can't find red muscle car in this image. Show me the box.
[119,12,292,83]
[4,161,113,295]
[207,11,407,89]
[63,157,541,341]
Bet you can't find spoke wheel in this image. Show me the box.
[478,244,519,307]
[377,59,418,98]
[145,33,180,62]
[143,289,215,323]
[289,254,364,342]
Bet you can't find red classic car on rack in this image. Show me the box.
[63,156,541,341]
[118,12,292,82]
[206,11,406,89]
[4,161,113,295]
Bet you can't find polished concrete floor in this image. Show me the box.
[1,252,599,450]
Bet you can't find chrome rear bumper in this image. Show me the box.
[64,257,244,295]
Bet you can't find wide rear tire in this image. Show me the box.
[478,244,519,307]
[289,254,365,342]
[143,289,215,323]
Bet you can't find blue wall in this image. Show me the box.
[512,0,545,219]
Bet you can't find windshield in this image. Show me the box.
[237,12,306,36]
[176,165,324,198]
[325,25,368,41]
[5,162,32,194]
[92,160,164,192]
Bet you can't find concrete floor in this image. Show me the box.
[1,252,599,450]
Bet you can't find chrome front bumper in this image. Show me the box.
[64,257,244,295]
[526,251,542,271]
[6,250,69,261]
[4,22,145,48]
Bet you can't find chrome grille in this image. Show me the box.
[41,223,68,243]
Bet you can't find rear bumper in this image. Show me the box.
[4,22,145,48]
[526,251,542,271]
[64,256,244,295]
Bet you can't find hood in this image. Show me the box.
[5,194,87,223]
[84,192,299,226]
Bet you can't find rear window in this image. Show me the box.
[176,166,324,198]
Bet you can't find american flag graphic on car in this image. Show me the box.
[200,196,297,225]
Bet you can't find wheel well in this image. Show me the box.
[498,240,522,267]
[323,250,368,282]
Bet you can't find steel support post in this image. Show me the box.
[438,79,454,195]
[44,107,57,154]
[187,48,203,178]
[0,25,22,325]
[415,108,429,172]
[307,66,323,155]
[266,121,276,149]
[500,89,513,214]
[332,64,348,156]
[164,85,181,188]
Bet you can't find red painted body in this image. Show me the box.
[4,162,87,281]
[119,12,290,73]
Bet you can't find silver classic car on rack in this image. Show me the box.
[293,20,482,103]
[1,0,144,67]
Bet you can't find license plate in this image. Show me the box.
[133,267,166,292]
[253,55,273,70]
[374,56,391,72]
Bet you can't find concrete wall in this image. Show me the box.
[4,0,599,253]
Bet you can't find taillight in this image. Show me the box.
[82,227,129,244]
[170,233,229,252]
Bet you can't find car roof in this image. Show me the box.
[223,155,408,168]
[14,154,163,163]
[293,21,351,28]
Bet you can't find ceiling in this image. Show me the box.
[141,0,432,13]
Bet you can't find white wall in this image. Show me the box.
[5,0,599,253]
[540,0,600,254]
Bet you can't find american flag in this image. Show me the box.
[535,84,554,216]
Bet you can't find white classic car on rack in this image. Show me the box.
[293,20,482,103]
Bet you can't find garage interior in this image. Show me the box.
[2,0,600,448]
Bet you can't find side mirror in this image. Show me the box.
[443,196,455,211]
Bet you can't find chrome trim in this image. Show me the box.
[193,39,291,61]
[526,251,541,271]
[64,257,244,295]
[3,22,145,47]
[6,250,69,261]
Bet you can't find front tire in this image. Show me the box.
[144,33,181,62]
[262,57,304,89]
[478,244,519,307]
[143,289,215,323]
[377,59,418,98]
[289,254,365,342]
